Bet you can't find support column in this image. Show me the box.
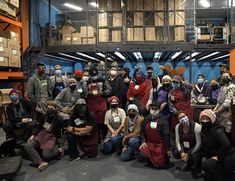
[230,49,235,75]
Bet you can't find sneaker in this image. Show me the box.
[65,157,80,163]
[38,162,48,172]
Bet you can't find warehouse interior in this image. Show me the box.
[0,0,235,180]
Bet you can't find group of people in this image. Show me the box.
[2,62,235,181]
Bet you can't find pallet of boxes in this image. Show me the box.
[0,88,12,125]
[0,31,21,68]
[0,0,19,19]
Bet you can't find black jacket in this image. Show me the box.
[201,122,234,161]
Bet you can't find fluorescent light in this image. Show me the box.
[229,0,235,7]
[133,52,143,61]
[211,54,230,61]
[45,54,77,63]
[115,52,126,60]
[64,3,83,11]
[58,53,87,62]
[199,0,210,8]
[198,52,220,60]
[76,52,100,61]
[107,57,113,61]
[96,53,105,58]
[154,52,162,60]
[171,51,182,59]
[185,52,200,60]
[89,2,98,7]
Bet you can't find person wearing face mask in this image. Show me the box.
[138,101,172,168]
[50,65,68,99]
[102,96,126,155]
[120,67,131,109]
[74,70,88,99]
[86,67,111,143]
[193,74,210,104]
[208,80,219,105]
[3,89,35,142]
[168,75,193,132]
[127,71,150,113]
[175,111,202,178]
[108,66,125,108]
[200,109,235,181]
[213,71,235,141]
[121,104,144,161]
[55,78,80,120]
[27,62,53,117]
[66,99,98,163]
[24,101,64,172]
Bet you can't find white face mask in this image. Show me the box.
[55,69,62,76]
[179,116,189,125]
[150,109,160,117]
[82,76,89,82]
[110,70,117,76]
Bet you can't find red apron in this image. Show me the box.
[139,122,168,167]
[171,89,193,131]
[33,131,56,150]
[77,130,99,157]
[88,96,107,124]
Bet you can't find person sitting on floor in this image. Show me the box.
[138,101,172,168]
[175,111,202,178]
[66,99,99,163]
[102,96,126,155]
[55,78,80,120]
[121,104,144,161]
[3,89,36,142]
[24,101,64,172]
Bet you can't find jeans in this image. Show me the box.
[121,137,140,161]
[103,135,123,154]
[67,133,79,158]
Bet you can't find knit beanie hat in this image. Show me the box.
[9,89,19,96]
[109,96,119,104]
[172,75,182,82]
[127,104,139,113]
[75,70,83,77]
[162,75,172,82]
[199,109,216,124]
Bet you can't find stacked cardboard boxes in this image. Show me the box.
[0,0,18,18]
[60,25,76,45]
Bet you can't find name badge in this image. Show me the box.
[183,142,190,149]
[134,85,139,90]
[74,118,84,126]
[77,88,83,93]
[150,122,157,129]
[171,96,175,101]
[114,116,120,123]
[71,97,75,102]
[43,122,51,131]
[41,80,47,86]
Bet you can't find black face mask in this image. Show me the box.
[111,104,118,109]
[201,121,212,129]
[129,113,136,119]
[222,78,231,84]
[211,85,218,90]
[70,85,76,91]
[75,105,87,117]
[47,108,56,116]
[163,83,170,87]
[76,77,82,82]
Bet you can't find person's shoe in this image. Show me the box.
[65,157,80,163]
[38,162,48,172]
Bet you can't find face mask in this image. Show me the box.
[136,75,143,85]
[201,121,212,128]
[147,71,152,76]
[129,113,136,119]
[110,70,117,76]
[150,109,160,117]
[222,78,231,84]
[172,82,180,89]
[211,84,218,90]
[47,108,56,116]
[76,77,82,82]
[10,95,19,102]
[76,105,87,117]
[82,76,89,82]
[163,83,170,87]
[198,79,204,84]
[91,75,98,81]
[179,116,189,125]
[55,70,62,76]
[111,103,118,109]
[70,84,76,91]
[37,69,45,76]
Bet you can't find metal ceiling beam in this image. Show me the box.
[200,52,229,62]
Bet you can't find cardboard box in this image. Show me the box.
[98,13,108,27]
[10,31,18,41]
[134,0,143,10]
[82,37,96,44]
[8,39,19,50]
[145,27,156,41]
[155,12,164,26]
[0,37,7,48]
[61,33,72,45]
[0,89,12,107]
[144,0,154,10]
[134,28,144,41]
[169,12,185,26]
[0,56,8,67]
[134,12,143,26]
[7,4,16,17]
[125,0,133,10]
[109,0,121,11]
[98,0,108,11]
[9,55,21,67]
[99,29,109,42]
[175,27,185,41]
[113,13,122,27]
[0,0,8,13]
[9,0,19,8]
[127,28,134,41]
[112,30,121,42]
[47,37,56,46]
[0,46,8,57]
[80,26,94,38]
[60,25,76,34]
[154,0,164,10]
[72,32,82,44]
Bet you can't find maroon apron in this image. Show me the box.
[33,131,56,150]
[77,130,99,157]
[139,121,168,167]
[88,96,107,124]
[171,89,193,131]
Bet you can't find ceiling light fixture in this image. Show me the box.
[154,52,162,60]
[76,52,100,61]
[89,2,98,7]
[211,54,230,61]
[58,53,87,62]
[96,53,105,58]
[185,52,200,60]
[45,54,77,63]
[198,52,220,60]
[171,51,182,59]
[133,52,143,61]
[199,0,210,8]
[64,3,83,11]
[115,52,126,60]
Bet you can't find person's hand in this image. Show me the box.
[111,133,117,137]
[28,135,34,142]
[67,126,74,133]
[139,142,147,150]
[211,156,218,161]
[167,151,173,158]
[129,96,134,101]
[62,107,70,114]
[122,147,128,153]
[182,153,189,162]
[22,118,29,124]
[181,152,186,160]
[124,78,130,83]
